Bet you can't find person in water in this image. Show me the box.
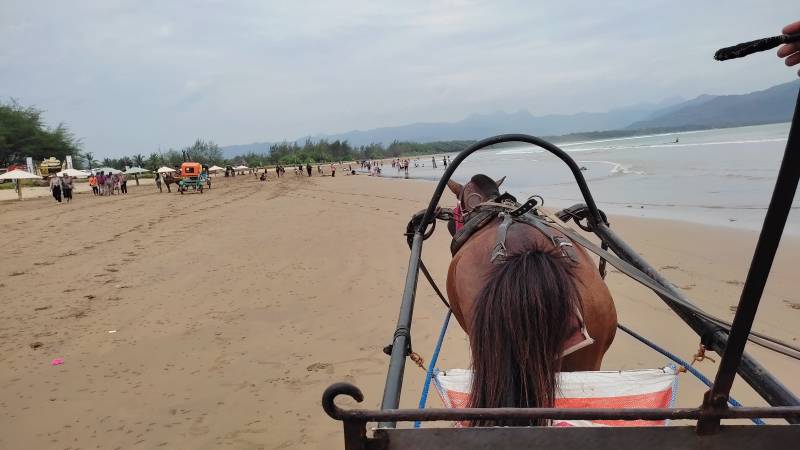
[778,21,800,76]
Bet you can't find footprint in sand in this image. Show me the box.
[783,300,800,310]
[306,362,332,372]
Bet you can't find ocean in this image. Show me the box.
[385,123,798,234]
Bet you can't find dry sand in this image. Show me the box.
[0,173,798,449]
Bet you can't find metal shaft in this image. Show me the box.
[698,87,800,433]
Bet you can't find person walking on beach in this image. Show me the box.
[89,174,98,195]
[155,172,163,192]
[61,175,74,203]
[49,175,62,203]
[432,156,437,168]
[306,163,312,177]
[119,172,128,194]
[105,172,114,195]
[96,172,105,196]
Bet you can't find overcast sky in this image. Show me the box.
[1,1,796,157]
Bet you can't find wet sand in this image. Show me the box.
[0,173,798,449]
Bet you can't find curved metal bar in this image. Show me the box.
[322,385,800,422]
[323,382,365,420]
[417,134,606,235]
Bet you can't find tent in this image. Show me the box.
[124,166,150,186]
[56,168,88,178]
[124,166,149,174]
[156,166,177,173]
[94,167,122,175]
[0,169,43,200]
[234,165,249,171]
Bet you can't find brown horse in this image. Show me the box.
[445,174,617,426]
[163,174,180,193]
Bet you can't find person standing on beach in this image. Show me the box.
[155,172,163,192]
[330,163,336,177]
[119,172,128,194]
[49,175,62,203]
[432,156,437,168]
[61,175,73,203]
[306,163,312,177]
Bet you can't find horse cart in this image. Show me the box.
[177,162,208,194]
[323,35,800,449]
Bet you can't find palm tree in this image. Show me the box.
[83,152,99,170]
[132,154,145,167]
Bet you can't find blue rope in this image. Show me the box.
[617,323,765,425]
[415,310,452,428]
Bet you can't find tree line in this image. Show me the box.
[1,99,474,172]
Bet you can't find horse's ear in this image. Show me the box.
[495,176,506,188]
[447,179,463,197]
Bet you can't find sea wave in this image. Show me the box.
[494,148,544,155]
[564,137,787,153]
[579,160,646,175]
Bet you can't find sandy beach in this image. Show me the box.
[1,173,798,449]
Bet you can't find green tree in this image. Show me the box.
[132,154,145,167]
[0,99,82,167]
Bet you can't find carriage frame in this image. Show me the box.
[322,42,800,449]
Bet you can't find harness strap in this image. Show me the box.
[515,213,579,263]
[490,213,514,264]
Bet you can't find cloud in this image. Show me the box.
[0,0,795,156]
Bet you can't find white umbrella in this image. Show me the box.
[234,165,249,170]
[124,166,150,186]
[0,169,43,200]
[208,165,224,172]
[95,167,122,174]
[157,166,177,173]
[57,168,88,178]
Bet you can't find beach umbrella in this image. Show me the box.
[56,168,88,178]
[95,167,122,175]
[124,166,150,186]
[0,169,43,200]
[208,165,224,177]
[234,165,249,170]
[157,166,177,173]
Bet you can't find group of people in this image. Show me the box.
[88,171,128,196]
[48,175,74,203]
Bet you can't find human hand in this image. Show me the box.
[777,21,800,76]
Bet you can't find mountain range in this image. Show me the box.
[221,80,799,158]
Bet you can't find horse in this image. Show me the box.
[445,174,617,426]
[162,174,180,193]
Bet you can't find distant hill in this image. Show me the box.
[220,81,799,157]
[627,80,799,130]
[303,100,682,147]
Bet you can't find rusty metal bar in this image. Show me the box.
[698,86,800,434]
